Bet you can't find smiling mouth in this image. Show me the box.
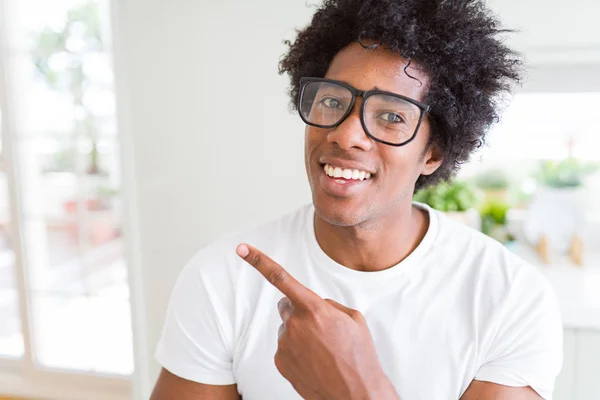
[322,163,372,182]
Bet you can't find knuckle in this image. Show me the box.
[278,298,293,319]
[247,251,262,267]
[274,351,286,375]
[304,300,321,314]
[350,309,365,322]
[277,296,290,308]
[285,316,300,331]
[306,305,326,324]
[268,270,287,286]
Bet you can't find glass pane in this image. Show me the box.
[4,0,132,374]
[0,172,24,357]
[4,0,114,54]
[30,217,130,373]
[25,214,123,297]
[17,138,77,220]
[25,219,82,295]
[460,93,600,215]
[4,53,77,136]
[5,51,117,138]
[19,136,120,220]
[470,93,600,163]
[32,292,133,375]
[4,0,116,138]
[22,135,122,295]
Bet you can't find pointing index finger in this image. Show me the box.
[236,243,321,308]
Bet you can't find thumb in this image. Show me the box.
[324,299,366,323]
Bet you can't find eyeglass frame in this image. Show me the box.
[298,77,431,147]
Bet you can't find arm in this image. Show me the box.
[154,246,240,397]
[236,245,561,400]
[236,244,399,400]
[150,370,540,400]
[461,381,542,400]
[151,368,241,400]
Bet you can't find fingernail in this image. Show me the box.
[236,244,249,258]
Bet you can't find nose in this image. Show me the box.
[326,99,373,152]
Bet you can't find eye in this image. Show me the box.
[378,112,405,123]
[320,97,344,110]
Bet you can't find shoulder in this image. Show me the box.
[427,206,559,324]
[431,206,551,289]
[426,208,562,392]
[166,204,313,330]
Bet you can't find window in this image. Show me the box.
[0,113,23,359]
[0,0,132,396]
[469,92,600,162]
[461,92,600,213]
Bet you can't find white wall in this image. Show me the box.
[112,1,315,398]
[111,1,600,398]
[486,0,600,65]
[519,64,600,93]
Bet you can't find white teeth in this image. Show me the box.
[323,164,372,181]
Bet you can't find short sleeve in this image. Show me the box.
[475,267,563,400]
[155,246,237,385]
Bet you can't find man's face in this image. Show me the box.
[305,42,441,227]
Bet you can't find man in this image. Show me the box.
[151,0,562,399]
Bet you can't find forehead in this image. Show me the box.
[324,42,429,102]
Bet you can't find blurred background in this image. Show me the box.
[0,0,598,399]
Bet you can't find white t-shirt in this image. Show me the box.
[155,203,563,399]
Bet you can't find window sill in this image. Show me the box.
[0,361,131,400]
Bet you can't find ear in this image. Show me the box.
[420,144,443,176]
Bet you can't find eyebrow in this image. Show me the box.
[334,79,382,92]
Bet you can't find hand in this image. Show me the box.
[236,243,399,400]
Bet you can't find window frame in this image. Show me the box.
[0,0,133,397]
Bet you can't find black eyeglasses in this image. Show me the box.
[298,77,431,147]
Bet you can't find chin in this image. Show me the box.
[312,194,370,227]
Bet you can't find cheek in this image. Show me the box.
[381,145,424,175]
[304,126,326,160]
[304,127,321,176]
[377,147,426,193]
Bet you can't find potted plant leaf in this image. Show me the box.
[32,0,106,176]
[413,180,481,229]
[479,199,515,245]
[33,2,117,246]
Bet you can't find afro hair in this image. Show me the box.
[279,0,523,191]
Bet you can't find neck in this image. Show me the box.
[314,203,429,272]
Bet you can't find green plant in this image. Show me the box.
[41,146,76,173]
[413,180,478,212]
[479,199,509,231]
[479,199,514,243]
[480,200,509,225]
[32,1,105,175]
[537,158,598,189]
[96,185,119,199]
